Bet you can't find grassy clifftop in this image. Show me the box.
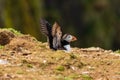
[0,28,120,80]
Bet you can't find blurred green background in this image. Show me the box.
[0,0,120,50]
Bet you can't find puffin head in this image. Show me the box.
[62,34,77,42]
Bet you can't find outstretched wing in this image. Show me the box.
[40,18,52,36]
[40,18,54,49]
[52,22,62,49]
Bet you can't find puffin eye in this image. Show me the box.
[68,36,71,38]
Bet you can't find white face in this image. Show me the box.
[64,35,73,42]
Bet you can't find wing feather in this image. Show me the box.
[40,19,63,50]
[40,18,54,49]
[52,22,62,49]
[40,18,52,36]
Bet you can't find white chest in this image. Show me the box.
[63,44,71,51]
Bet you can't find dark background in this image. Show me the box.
[0,0,120,50]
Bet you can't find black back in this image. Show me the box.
[61,40,70,50]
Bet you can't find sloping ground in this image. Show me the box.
[0,28,120,80]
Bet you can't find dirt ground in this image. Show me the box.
[0,28,120,80]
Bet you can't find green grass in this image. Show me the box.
[69,53,77,59]
[115,72,120,75]
[69,74,80,78]
[115,50,120,54]
[0,28,22,35]
[22,59,28,64]
[27,64,33,68]
[56,75,73,80]
[64,77,73,80]
[0,45,4,49]
[81,74,93,80]
[56,65,65,71]
[7,28,22,35]
[16,70,24,74]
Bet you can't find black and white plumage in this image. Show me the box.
[40,18,77,51]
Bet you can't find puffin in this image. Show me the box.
[40,18,77,51]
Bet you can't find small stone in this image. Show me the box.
[0,59,9,65]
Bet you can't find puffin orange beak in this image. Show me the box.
[71,36,77,42]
